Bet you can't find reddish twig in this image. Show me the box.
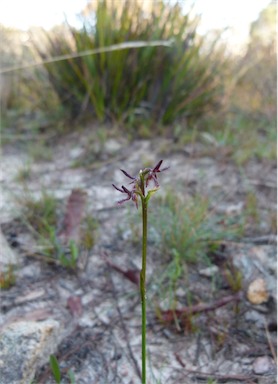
[174,352,186,368]
[188,370,256,383]
[160,292,242,323]
[264,319,277,364]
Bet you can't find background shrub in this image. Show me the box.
[34,0,224,126]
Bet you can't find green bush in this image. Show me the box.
[147,191,244,311]
[34,0,223,126]
[151,191,243,263]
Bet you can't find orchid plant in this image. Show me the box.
[113,160,168,384]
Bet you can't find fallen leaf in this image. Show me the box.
[21,308,53,322]
[15,288,45,304]
[58,189,87,245]
[67,296,83,317]
[247,278,269,305]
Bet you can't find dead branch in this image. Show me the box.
[160,292,242,323]
[188,370,256,383]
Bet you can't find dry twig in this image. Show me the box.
[160,292,242,323]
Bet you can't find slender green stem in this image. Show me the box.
[140,197,148,384]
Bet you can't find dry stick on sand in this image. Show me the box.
[160,292,242,323]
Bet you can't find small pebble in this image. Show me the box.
[199,265,219,277]
[252,356,276,375]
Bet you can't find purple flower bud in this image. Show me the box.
[113,160,168,207]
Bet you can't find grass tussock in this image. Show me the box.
[34,0,223,127]
[1,2,275,165]
[18,191,97,270]
[151,191,243,264]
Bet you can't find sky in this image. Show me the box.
[0,0,271,49]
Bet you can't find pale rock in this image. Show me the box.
[244,309,267,328]
[19,263,41,278]
[122,228,133,241]
[216,202,244,215]
[94,300,115,325]
[104,139,123,154]
[81,291,95,306]
[0,230,20,266]
[252,356,276,375]
[70,147,84,159]
[176,287,186,297]
[0,320,60,384]
[199,265,219,277]
[78,313,95,328]
[252,245,277,276]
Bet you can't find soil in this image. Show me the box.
[0,129,277,384]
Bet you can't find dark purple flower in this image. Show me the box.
[121,169,136,181]
[112,184,138,208]
[145,160,169,187]
[113,160,168,207]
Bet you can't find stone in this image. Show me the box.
[70,147,84,159]
[199,265,219,277]
[244,309,267,328]
[0,230,20,266]
[252,356,276,375]
[0,320,60,384]
[216,202,244,215]
[251,245,277,276]
[104,139,123,154]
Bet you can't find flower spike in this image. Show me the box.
[113,160,168,207]
[112,159,168,384]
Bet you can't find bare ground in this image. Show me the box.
[0,130,277,384]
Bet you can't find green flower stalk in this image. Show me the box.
[113,160,168,384]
